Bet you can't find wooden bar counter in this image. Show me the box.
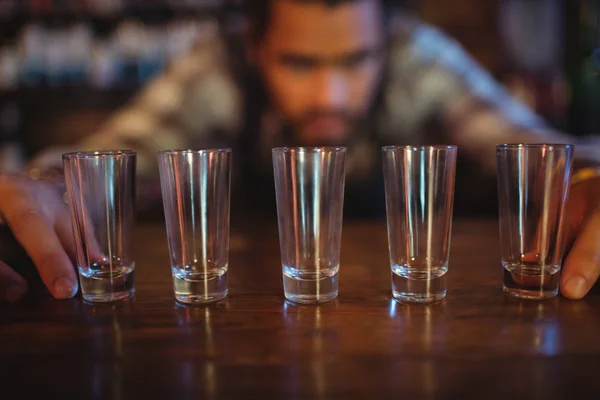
[1,218,600,398]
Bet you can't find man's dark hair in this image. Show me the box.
[245,0,395,43]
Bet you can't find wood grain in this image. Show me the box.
[1,218,600,399]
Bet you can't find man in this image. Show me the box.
[1,0,600,303]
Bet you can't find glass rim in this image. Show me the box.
[382,145,457,152]
[62,150,136,159]
[272,146,347,153]
[157,148,232,156]
[496,143,574,150]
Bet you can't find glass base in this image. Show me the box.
[175,291,228,305]
[284,291,338,304]
[172,267,228,305]
[83,289,135,303]
[283,266,339,304]
[391,265,447,305]
[502,263,560,301]
[503,285,558,301]
[79,265,135,304]
[392,290,446,305]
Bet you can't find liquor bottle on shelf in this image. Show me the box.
[66,22,94,85]
[0,99,26,173]
[18,23,46,86]
[137,23,167,83]
[566,0,600,136]
[499,0,567,130]
[0,45,20,91]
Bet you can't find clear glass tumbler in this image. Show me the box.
[63,150,137,303]
[158,149,231,304]
[497,144,573,300]
[272,147,346,304]
[382,145,457,304]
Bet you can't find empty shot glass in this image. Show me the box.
[497,144,573,300]
[158,149,231,304]
[273,147,346,304]
[63,150,137,303]
[382,145,457,304]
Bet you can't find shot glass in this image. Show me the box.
[158,149,231,304]
[63,150,136,303]
[382,145,457,304]
[497,144,573,300]
[273,147,346,304]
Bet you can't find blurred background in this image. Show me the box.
[0,0,598,173]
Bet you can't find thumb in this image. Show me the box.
[561,208,600,299]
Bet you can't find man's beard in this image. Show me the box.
[279,109,363,147]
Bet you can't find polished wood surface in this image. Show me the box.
[2,218,600,398]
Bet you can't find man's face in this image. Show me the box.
[255,0,385,145]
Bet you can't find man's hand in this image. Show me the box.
[561,177,600,299]
[0,175,78,302]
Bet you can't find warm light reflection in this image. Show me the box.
[312,307,326,400]
[283,302,332,398]
[204,307,216,398]
[175,304,217,398]
[87,303,127,400]
[390,301,439,395]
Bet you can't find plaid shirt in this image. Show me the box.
[29,21,600,182]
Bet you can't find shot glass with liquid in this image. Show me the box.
[382,145,457,304]
[158,149,231,305]
[496,144,573,300]
[272,147,346,304]
[63,150,137,303]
